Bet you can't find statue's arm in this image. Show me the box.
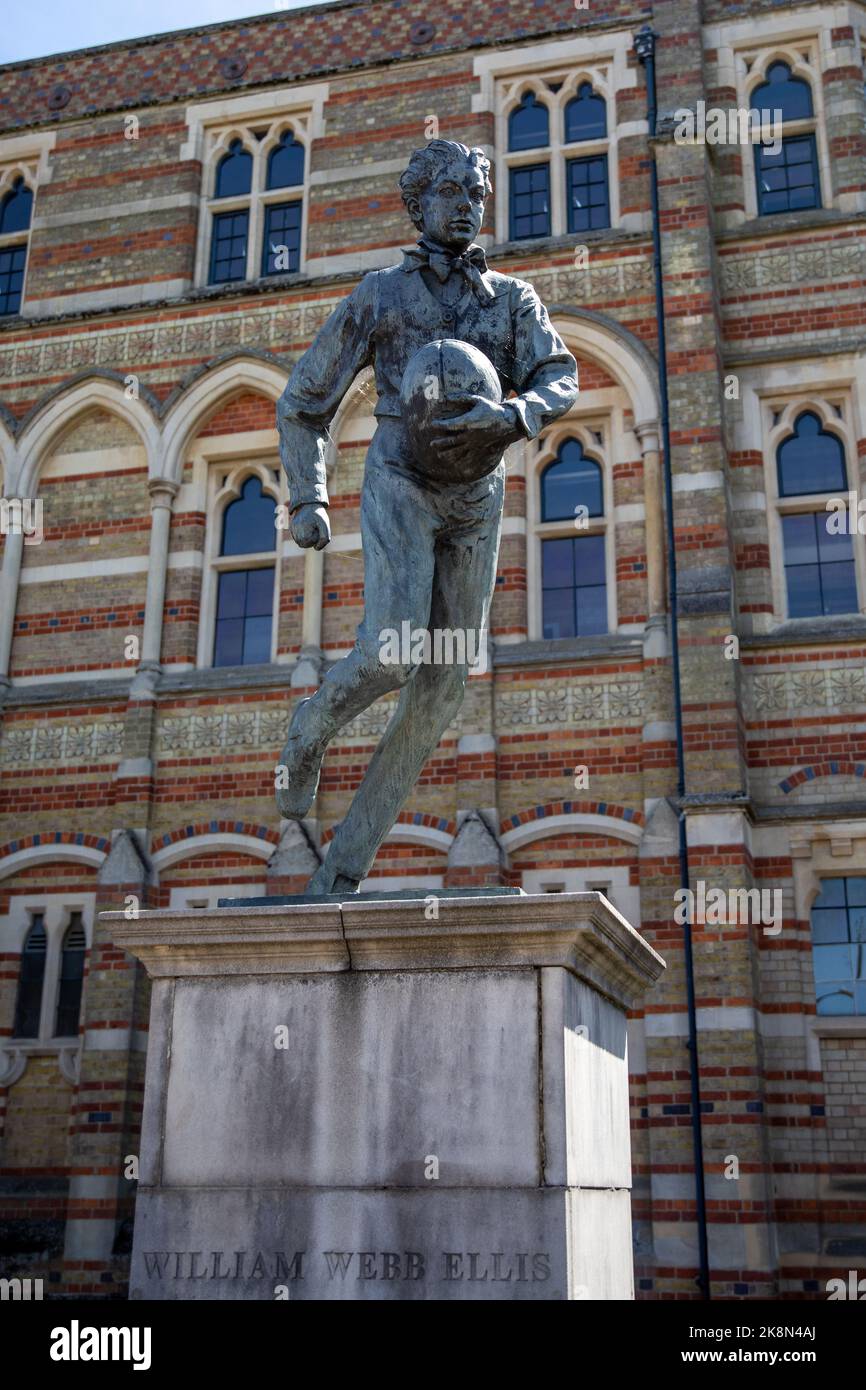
[507,282,580,440]
[276,274,378,515]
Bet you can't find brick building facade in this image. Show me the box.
[0,0,865,1299]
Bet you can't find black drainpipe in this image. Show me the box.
[633,21,711,1301]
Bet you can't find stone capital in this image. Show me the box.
[147,478,180,510]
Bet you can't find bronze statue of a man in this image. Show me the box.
[276,139,579,894]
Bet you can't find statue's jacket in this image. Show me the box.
[277,246,579,510]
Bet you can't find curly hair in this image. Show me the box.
[399,140,492,228]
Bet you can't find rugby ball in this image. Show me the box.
[399,339,505,483]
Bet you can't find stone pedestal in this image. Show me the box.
[106,892,664,1300]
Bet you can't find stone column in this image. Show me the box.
[292,545,324,690]
[0,528,24,693]
[136,479,179,681]
[111,891,664,1301]
[636,422,666,637]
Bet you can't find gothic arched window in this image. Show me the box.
[13,915,47,1039]
[751,62,820,216]
[539,440,608,639]
[776,412,857,618]
[0,176,33,316]
[55,913,86,1038]
[213,475,277,667]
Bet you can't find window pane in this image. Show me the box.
[814,879,846,907]
[577,584,607,636]
[261,201,302,276]
[246,566,275,617]
[209,210,249,284]
[816,982,855,1015]
[0,179,33,235]
[0,242,27,316]
[574,534,605,585]
[785,562,822,618]
[567,155,610,234]
[509,92,550,151]
[782,513,818,562]
[821,560,858,615]
[777,412,847,496]
[542,440,603,521]
[13,917,47,1039]
[242,615,272,665]
[215,565,274,667]
[811,908,850,944]
[845,877,866,906]
[214,617,244,667]
[215,140,252,197]
[56,920,86,1038]
[509,163,550,240]
[267,133,304,189]
[542,537,574,587]
[216,570,247,619]
[542,587,575,639]
[810,880,866,1017]
[756,134,820,216]
[564,84,607,142]
[750,62,814,122]
[849,907,866,943]
[817,525,853,562]
[221,476,276,555]
[813,943,853,982]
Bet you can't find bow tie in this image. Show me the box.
[403,241,495,305]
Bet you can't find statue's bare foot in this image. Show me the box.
[275,698,328,820]
[307,858,360,895]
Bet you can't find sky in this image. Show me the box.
[1,1,315,65]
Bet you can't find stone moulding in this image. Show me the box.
[103,891,664,1011]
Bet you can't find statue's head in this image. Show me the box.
[399,140,492,251]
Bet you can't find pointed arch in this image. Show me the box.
[160,355,287,487]
[548,306,659,430]
[13,375,160,499]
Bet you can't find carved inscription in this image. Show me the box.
[142,1249,551,1284]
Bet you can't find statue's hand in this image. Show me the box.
[291,503,331,550]
[429,397,521,463]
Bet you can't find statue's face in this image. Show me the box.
[416,159,486,250]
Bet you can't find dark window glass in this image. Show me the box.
[13,915,47,1039]
[509,163,550,240]
[756,134,820,215]
[541,439,603,521]
[508,92,550,152]
[564,83,607,142]
[261,201,302,276]
[0,177,33,234]
[542,535,607,638]
[55,913,86,1038]
[750,61,814,123]
[566,155,610,233]
[777,412,847,497]
[0,242,26,316]
[214,566,275,667]
[214,139,253,198]
[782,513,857,617]
[812,878,866,1015]
[209,210,249,284]
[266,132,304,190]
[220,476,276,556]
